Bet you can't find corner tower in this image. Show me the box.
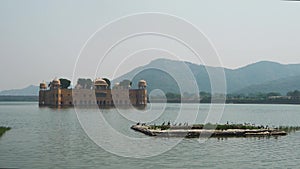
[39,81,47,106]
[94,78,108,90]
[137,80,147,105]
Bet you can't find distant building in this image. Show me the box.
[39,78,147,107]
[268,96,291,100]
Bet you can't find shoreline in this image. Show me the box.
[1,100,300,106]
[0,96,299,105]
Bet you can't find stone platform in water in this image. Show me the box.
[131,125,287,138]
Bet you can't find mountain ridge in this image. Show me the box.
[1,59,300,96]
[0,85,39,96]
[114,59,300,94]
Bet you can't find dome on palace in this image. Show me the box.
[52,78,60,85]
[94,78,108,86]
[138,80,147,85]
[40,81,47,89]
[138,80,147,88]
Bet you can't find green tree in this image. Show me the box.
[102,78,111,89]
[166,92,181,100]
[59,78,71,89]
[200,91,211,99]
[77,78,93,89]
[255,92,267,100]
[287,90,300,99]
[267,92,281,97]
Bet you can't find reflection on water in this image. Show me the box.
[0,102,299,168]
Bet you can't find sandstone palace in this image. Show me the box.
[39,78,147,107]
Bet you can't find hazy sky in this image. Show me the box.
[0,0,300,90]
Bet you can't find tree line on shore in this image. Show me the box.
[150,90,300,104]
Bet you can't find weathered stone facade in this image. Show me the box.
[39,78,147,107]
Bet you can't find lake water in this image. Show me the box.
[0,102,299,168]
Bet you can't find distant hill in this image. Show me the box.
[0,85,39,96]
[235,75,300,95]
[114,59,300,94]
[226,61,300,93]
